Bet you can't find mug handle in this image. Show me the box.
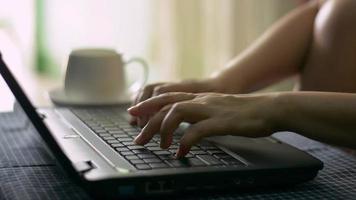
[124,57,149,95]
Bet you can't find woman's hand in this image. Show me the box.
[130,78,221,127]
[128,92,280,158]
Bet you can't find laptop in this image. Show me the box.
[0,53,323,199]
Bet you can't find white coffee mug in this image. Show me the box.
[49,48,148,105]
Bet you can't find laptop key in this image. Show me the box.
[135,164,151,170]
[138,154,156,159]
[105,127,121,131]
[98,133,111,137]
[166,158,206,167]
[125,155,139,160]
[165,160,186,167]
[111,143,124,148]
[190,146,200,150]
[115,147,130,152]
[112,134,129,138]
[103,136,115,140]
[207,150,225,155]
[120,151,134,156]
[201,146,220,150]
[117,138,132,142]
[185,153,194,158]
[123,128,138,132]
[86,122,98,126]
[119,124,132,128]
[101,123,114,127]
[149,163,168,169]
[88,125,100,129]
[109,130,126,134]
[190,150,208,155]
[213,153,231,159]
[131,159,145,164]
[170,144,179,149]
[147,146,162,151]
[144,142,157,147]
[158,155,175,160]
[128,145,145,150]
[106,140,120,144]
[127,132,139,136]
[95,129,110,134]
[132,149,151,154]
[169,149,177,154]
[143,158,161,163]
[153,150,171,156]
[122,141,136,146]
[186,158,206,166]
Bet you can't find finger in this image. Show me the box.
[133,83,164,126]
[136,94,188,127]
[129,117,137,125]
[152,82,199,96]
[137,116,149,128]
[129,94,139,125]
[130,89,149,125]
[160,102,210,149]
[136,83,164,105]
[132,89,141,106]
[134,105,172,145]
[176,119,226,158]
[128,92,196,116]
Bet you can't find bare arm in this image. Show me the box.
[129,91,356,157]
[131,0,323,127]
[214,0,321,93]
[275,92,356,149]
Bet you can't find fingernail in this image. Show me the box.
[161,137,172,149]
[175,146,189,159]
[134,135,144,145]
[127,107,136,114]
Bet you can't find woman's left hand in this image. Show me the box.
[128,92,280,158]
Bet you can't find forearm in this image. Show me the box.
[214,1,320,94]
[274,92,356,149]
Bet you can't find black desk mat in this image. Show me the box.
[0,110,355,200]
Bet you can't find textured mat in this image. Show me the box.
[0,109,355,200]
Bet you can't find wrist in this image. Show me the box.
[209,76,244,94]
[265,92,293,132]
[202,77,226,93]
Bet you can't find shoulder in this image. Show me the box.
[319,0,356,17]
[316,0,356,34]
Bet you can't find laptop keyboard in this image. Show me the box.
[72,108,245,170]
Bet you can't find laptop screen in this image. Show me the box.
[0,53,73,169]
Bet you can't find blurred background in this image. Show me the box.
[0,0,303,110]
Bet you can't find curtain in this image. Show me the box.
[148,0,296,82]
[33,0,296,84]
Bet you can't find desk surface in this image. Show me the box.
[0,110,356,200]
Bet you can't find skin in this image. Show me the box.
[129,92,356,158]
[129,0,356,158]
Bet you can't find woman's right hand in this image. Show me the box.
[130,78,221,127]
